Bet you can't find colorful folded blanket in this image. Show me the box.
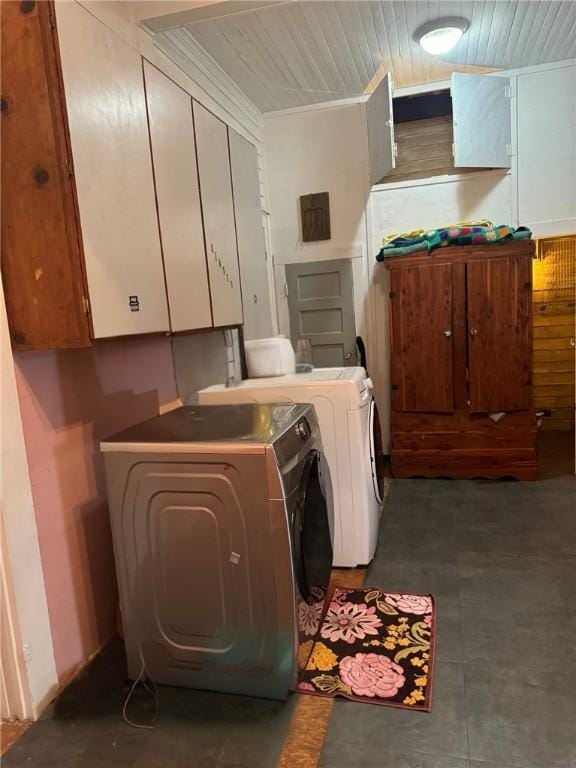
[380,220,493,247]
[376,223,532,262]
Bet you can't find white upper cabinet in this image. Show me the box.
[56,2,169,338]
[365,72,395,186]
[143,62,212,333]
[193,103,243,328]
[452,73,512,169]
[228,131,272,340]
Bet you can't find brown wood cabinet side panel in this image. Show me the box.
[1,1,90,350]
[389,262,454,413]
[467,255,533,413]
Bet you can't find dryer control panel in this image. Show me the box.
[274,417,312,468]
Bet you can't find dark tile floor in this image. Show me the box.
[319,434,576,768]
[2,640,297,768]
[5,433,575,768]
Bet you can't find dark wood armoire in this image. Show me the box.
[386,240,537,480]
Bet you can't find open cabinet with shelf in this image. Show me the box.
[372,72,513,185]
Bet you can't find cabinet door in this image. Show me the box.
[193,103,243,328]
[365,71,395,185]
[56,2,169,338]
[452,73,511,168]
[389,262,454,413]
[467,256,532,413]
[228,130,272,340]
[144,62,212,332]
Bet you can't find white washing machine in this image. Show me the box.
[199,367,382,567]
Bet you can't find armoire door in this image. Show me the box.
[389,262,454,412]
[467,256,532,413]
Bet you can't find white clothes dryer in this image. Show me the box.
[199,367,382,567]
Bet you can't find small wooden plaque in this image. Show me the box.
[300,192,331,242]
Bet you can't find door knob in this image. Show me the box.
[470,328,479,336]
[443,329,452,337]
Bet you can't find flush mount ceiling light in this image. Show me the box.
[414,17,469,55]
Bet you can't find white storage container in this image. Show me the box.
[244,337,295,378]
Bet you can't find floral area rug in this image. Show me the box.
[297,586,436,711]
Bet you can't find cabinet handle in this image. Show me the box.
[470,328,479,336]
[443,329,452,337]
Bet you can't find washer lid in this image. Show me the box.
[101,403,310,452]
[200,367,367,390]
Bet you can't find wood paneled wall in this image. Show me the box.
[532,235,575,431]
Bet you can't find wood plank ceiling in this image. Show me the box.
[157,0,576,112]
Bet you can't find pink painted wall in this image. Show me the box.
[14,338,178,683]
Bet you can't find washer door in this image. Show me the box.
[369,399,383,505]
[292,450,333,603]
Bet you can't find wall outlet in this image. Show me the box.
[23,644,32,664]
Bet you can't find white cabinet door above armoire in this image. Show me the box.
[56,2,169,338]
[452,73,512,168]
[193,103,243,328]
[144,62,212,333]
[365,71,395,186]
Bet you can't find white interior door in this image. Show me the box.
[144,62,212,332]
[452,73,512,168]
[365,72,395,186]
[56,2,169,337]
[193,103,243,328]
[285,259,356,367]
[228,131,272,340]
